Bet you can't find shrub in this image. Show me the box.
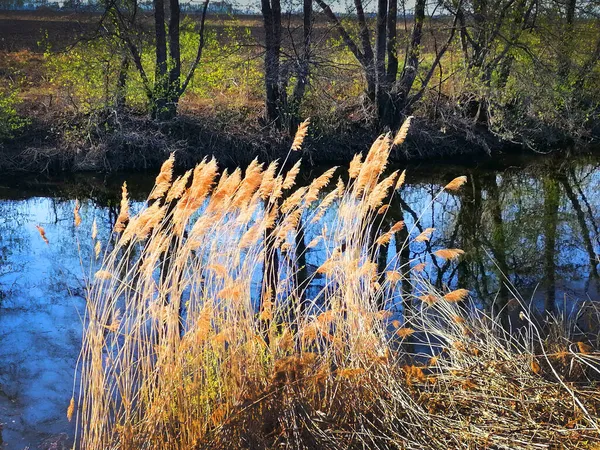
[0,85,28,140]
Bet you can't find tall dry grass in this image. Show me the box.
[73,120,600,449]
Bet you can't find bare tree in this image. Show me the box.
[314,0,460,130]
[261,0,314,133]
[102,0,210,119]
[261,0,284,128]
[289,0,313,132]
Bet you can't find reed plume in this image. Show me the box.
[36,225,49,245]
[67,397,75,422]
[415,227,435,242]
[395,169,407,190]
[282,159,301,190]
[114,182,129,233]
[148,152,175,201]
[291,118,310,151]
[393,116,413,146]
[434,248,465,260]
[444,175,468,191]
[443,288,470,302]
[74,200,82,227]
[74,132,600,450]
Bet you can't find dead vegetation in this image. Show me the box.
[71,120,600,449]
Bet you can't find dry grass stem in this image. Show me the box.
[74,134,600,450]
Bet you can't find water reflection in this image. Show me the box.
[0,153,598,448]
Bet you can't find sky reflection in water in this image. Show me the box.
[0,154,598,448]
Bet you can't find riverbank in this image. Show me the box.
[1,9,599,174]
[0,107,585,174]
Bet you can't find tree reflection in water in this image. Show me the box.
[0,153,597,448]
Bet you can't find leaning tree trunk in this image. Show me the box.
[384,0,425,129]
[354,0,376,102]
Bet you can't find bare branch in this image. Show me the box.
[180,0,210,95]
[313,0,367,66]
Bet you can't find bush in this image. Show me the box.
[0,85,28,140]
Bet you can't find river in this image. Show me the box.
[0,151,598,448]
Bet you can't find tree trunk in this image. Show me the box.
[294,221,309,314]
[261,0,283,128]
[386,0,398,84]
[115,55,129,111]
[375,0,388,128]
[404,0,425,90]
[378,0,399,128]
[355,0,376,101]
[152,0,171,119]
[289,0,312,134]
[167,0,181,115]
[261,203,280,341]
[386,0,425,129]
[471,0,488,69]
[558,0,576,80]
[106,0,211,120]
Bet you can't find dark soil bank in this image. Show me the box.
[0,110,575,174]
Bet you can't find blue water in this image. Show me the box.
[0,154,598,448]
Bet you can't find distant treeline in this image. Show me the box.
[0,0,239,14]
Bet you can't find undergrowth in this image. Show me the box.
[70,119,600,449]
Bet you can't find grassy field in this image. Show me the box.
[0,11,266,109]
[0,10,382,171]
[0,11,452,120]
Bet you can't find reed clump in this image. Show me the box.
[75,121,600,449]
